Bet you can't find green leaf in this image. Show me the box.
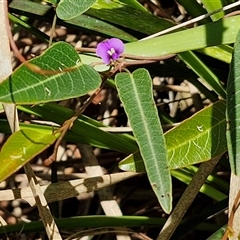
[119,100,227,171]
[0,104,3,113]
[206,225,226,240]
[201,0,225,21]
[9,0,53,17]
[0,129,56,182]
[177,0,209,23]
[0,42,101,104]
[44,0,59,4]
[88,1,173,35]
[9,1,239,62]
[197,45,232,64]
[64,15,136,42]
[178,51,226,98]
[171,168,227,201]
[17,103,139,154]
[116,0,147,11]
[9,0,136,42]
[93,0,147,12]
[226,29,240,175]
[115,68,172,214]
[56,0,97,20]
[0,216,166,235]
[124,15,240,57]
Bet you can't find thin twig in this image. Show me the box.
[76,47,175,61]
[48,11,57,47]
[44,74,109,165]
[7,7,81,75]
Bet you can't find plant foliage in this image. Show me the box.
[0,0,239,239]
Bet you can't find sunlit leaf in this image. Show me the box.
[115,68,172,214]
[17,103,139,154]
[119,100,227,171]
[124,16,240,57]
[0,129,57,182]
[0,42,101,104]
[201,0,224,21]
[197,45,232,64]
[0,104,3,113]
[177,0,208,23]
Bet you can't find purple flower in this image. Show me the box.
[96,38,124,65]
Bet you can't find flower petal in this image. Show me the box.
[96,42,111,64]
[108,38,125,55]
[111,52,119,61]
[96,38,125,64]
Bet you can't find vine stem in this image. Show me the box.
[76,46,176,61]
[44,71,110,165]
[43,55,152,166]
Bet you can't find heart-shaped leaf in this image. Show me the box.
[0,129,57,182]
[0,42,101,104]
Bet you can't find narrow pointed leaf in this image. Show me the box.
[0,42,101,104]
[226,29,240,175]
[201,0,224,21]
[93,0,147,12]
[0,129,57,182]
[18,103,139,154]
[115,68,172,214]
[124,16,240,57]
[88,1,173,35]
[9,0,136,42]
[119,100,227,171]
[56,0,97,20]
[178,51,226,99]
